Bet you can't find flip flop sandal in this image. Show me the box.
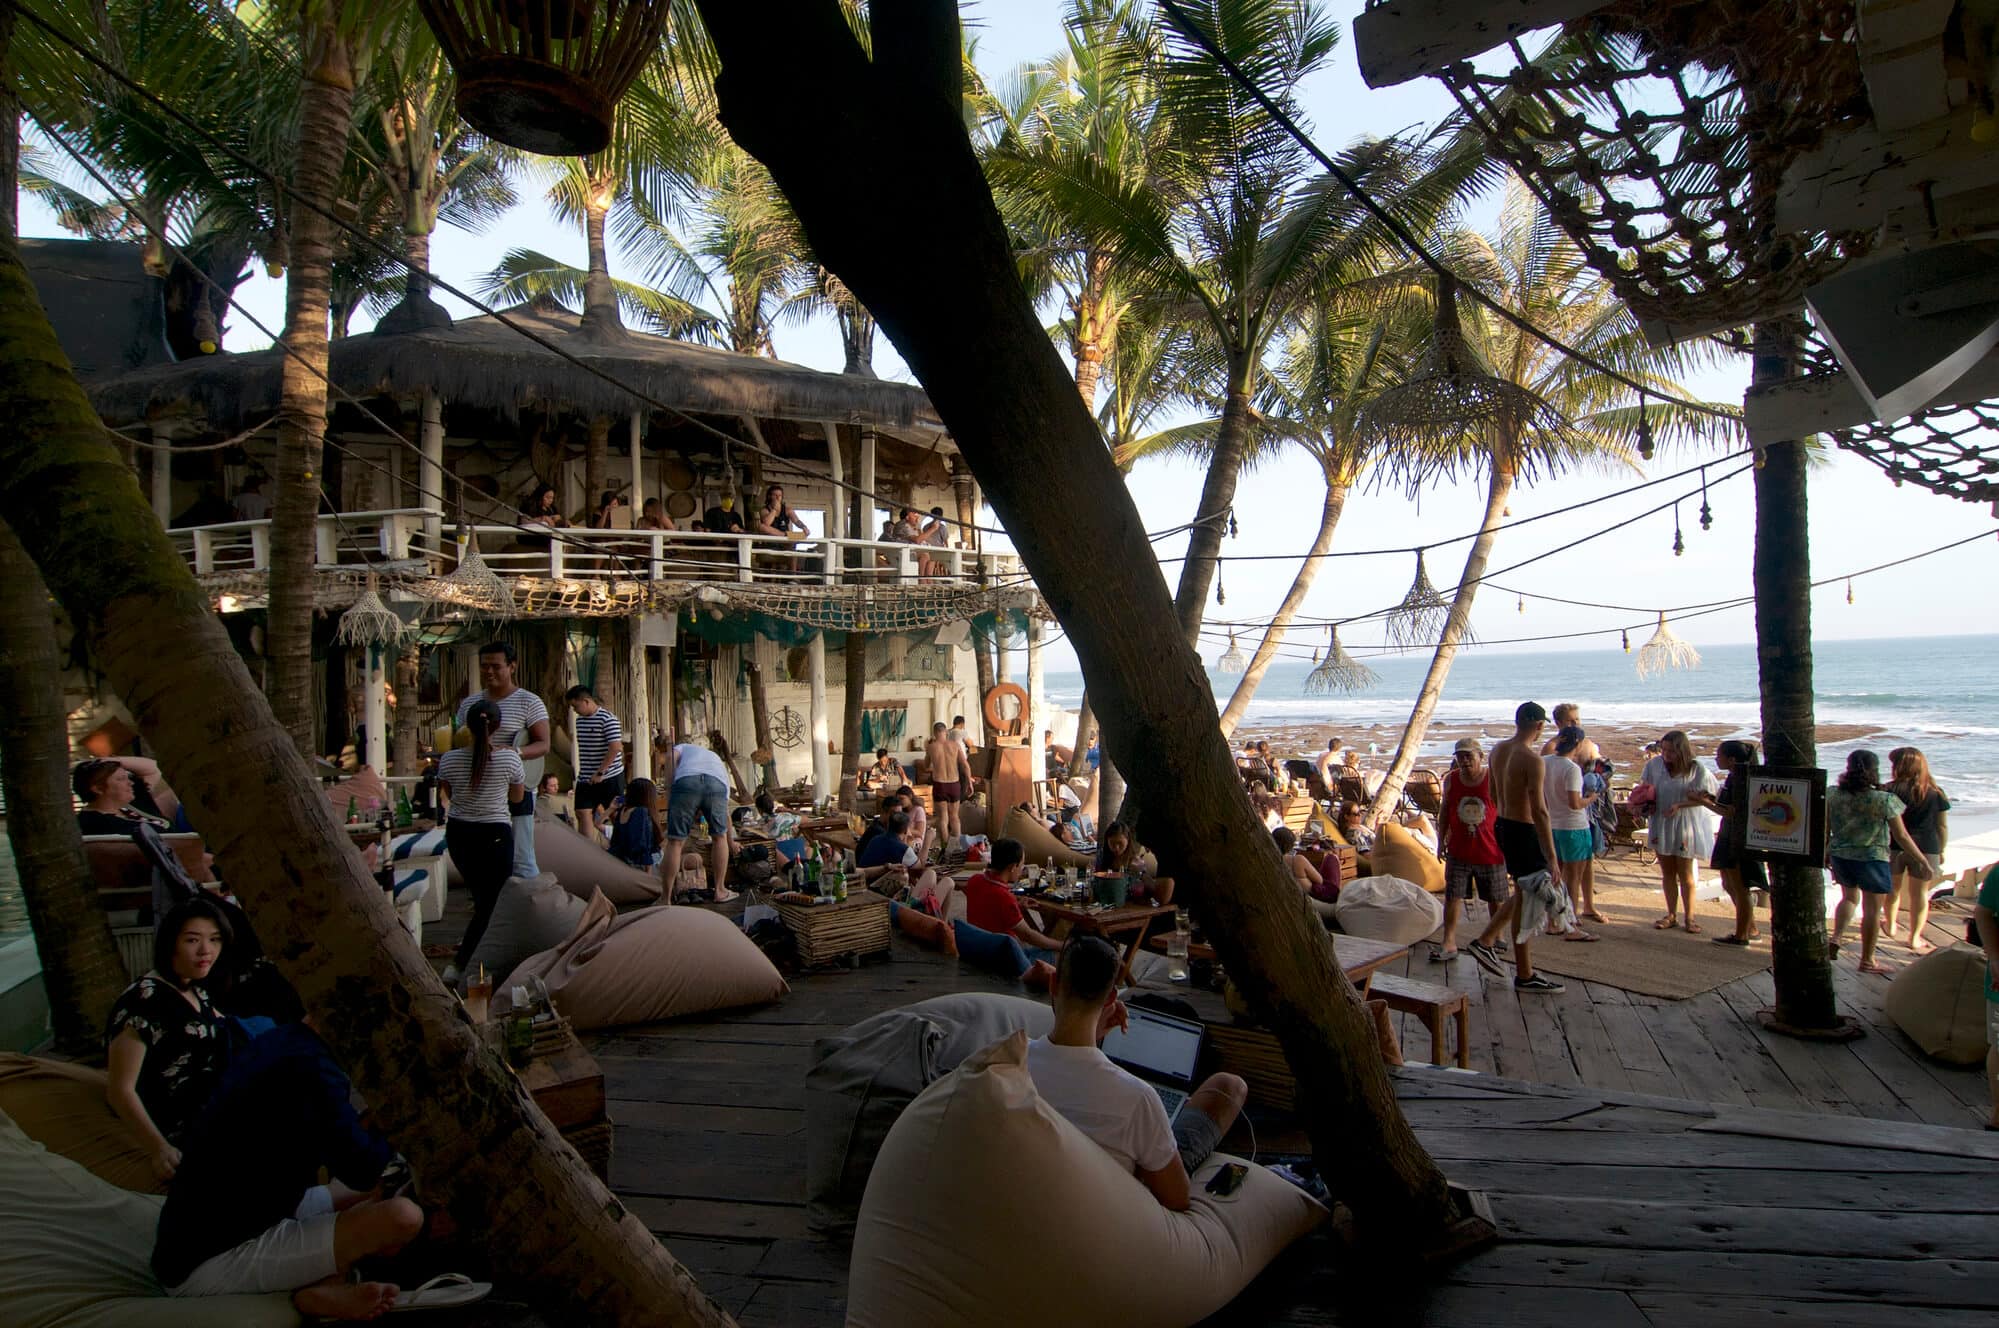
[1711,934,1750,947]
[391,1273,492,1312]
[1430,946,1458,963]
[1580,911,1610,924]
[1560,931,1599,942]
[1654,917,1677,930]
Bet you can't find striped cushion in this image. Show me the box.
[389,829,446,862]
[392,868,431,904]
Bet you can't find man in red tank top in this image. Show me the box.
[1434,737,1508,964]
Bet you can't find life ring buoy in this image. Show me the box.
[983,682,1029,736]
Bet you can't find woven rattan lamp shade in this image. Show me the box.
[416,0,669,156]
[1357,273,1546,450]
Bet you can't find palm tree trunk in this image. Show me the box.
[972,632,998,745]
[266,14,355,756]
[0,522,127,1054]
[0,243,734,1325]
[1373,462,1514,821]
[391,645,420,778]
[839,632,868,811]
[585,415,610,519]
[1750,326,1840,1030]
[580,194,621,339]
[1218,476,1348,738]
[1171,365,1252,647]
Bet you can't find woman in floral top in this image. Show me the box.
[104,897,234,1181]
[1826,749,1932,975]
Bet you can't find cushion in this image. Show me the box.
[466,874,586,983]
[533,824,664,905]
[1372,823,1444,894]
[494,890,786,1031]
[0,1056,159,1194]
[957,803,987,838]
[848,1032,1325,1328]
[1001,805,1092,871]
[0,1107,296,1327]
[388,828,447,862]
[1332,874,1443,945]
[1884,946,1990,1065]
[806,993,1052,1236]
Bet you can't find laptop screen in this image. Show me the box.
[1101,1008,1203,1089]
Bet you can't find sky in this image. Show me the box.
[19,1,1998,679]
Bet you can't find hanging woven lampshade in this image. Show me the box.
[336,574,406,649]
[432,529,517,618]
[1215,631,1248,675]
[1634,612,1700,680]
[1303,625,1376,695]
[1355,273,1563,452]
[1386,550,1447,650]
[415,0,670,155]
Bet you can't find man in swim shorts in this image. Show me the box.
[926,722,964,845]
[1465,702,1565,993]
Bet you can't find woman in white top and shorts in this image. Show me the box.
[437,698,525,985]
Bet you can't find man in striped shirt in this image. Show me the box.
[456,642,551,879]
[565,685,626,839]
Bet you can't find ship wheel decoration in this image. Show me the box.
[771,705,806,750]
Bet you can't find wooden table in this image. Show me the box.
[776,888,892,968]
[1145,931,1410,993]
[1024,894,1172,983]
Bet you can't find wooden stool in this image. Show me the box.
[1368,973,1471,1069]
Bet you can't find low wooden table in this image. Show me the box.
[511,1026,611,1180]
[1144,931,1410,993]
[1025,895,1172,983]
[776,888,892,968]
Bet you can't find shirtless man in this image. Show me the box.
[1539,703,1601,765]
[925,721,965,844]
[1464,702,1566,993]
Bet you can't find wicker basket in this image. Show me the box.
[776,889,892,967]
[1205,1022,1296,1112]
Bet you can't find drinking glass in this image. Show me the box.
[463,962,492,1023]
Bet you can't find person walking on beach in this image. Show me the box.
[1885,748,1950,952]
[1464,703,1565,993]
[1642,731,1719,933]
[1433,738,1506,964]
[1827,750,1932,974]
[1544,726,1605,929]
[1679,739,1767,946]
[926,722,966,845]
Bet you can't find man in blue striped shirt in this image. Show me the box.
[565,685,626,839]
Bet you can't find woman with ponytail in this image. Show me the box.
[436,697,524,987]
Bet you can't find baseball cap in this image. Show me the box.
[1515,701,1548,726]
[1452,737,1482,756]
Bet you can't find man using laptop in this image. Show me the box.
[1026,935,1247,1211]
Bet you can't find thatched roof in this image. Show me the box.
[22,239,173,382]
[87,298,946,437]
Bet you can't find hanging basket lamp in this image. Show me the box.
[336,574,406,649]
[415,0,671,156]
[432,528,518,619]
[1216,631,1248,675]
[1386,549,1447,650]
[1303,625,1376,695]
[1634,612,1700,680]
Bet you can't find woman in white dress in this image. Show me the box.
[1642,730,1719,933]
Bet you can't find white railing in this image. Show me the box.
[169,508,1026,591]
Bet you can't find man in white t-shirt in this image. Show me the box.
[456,641,550,880]
[1543,725,1601,935]
[1025,936,1246,1210]
[656,740,737,903]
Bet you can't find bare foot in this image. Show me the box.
[1021,960,1056,991]
[294,1280,398,1321]
[1580,911,1609,924]
[1909,941,1935,956]
[1561,930,1598,942]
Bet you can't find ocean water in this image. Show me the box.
[1043,634,1999,845]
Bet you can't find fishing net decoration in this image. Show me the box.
[1304,624,1378,694]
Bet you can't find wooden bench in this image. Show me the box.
[1367,972,1470,1069]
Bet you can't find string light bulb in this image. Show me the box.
[1228,511,1239,539]
[1636,393,1654,461]
[1672,501,1684,556]
[1846,578,1854,604]
[1517,593,1525,613]
[1622,628,1631,653]
[1216,571,1226,606]
[1698,466,1712,530]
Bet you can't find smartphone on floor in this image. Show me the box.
[1206,1162,1249,1197]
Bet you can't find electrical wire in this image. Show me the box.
[1152,0,1741,426]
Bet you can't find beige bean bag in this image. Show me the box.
[533,822,664,905]
[0,1107,296,1327]
[466,873,586,984]
[1372,823,1444,894]
[849,1032,1324,1327]
[1001,805,1092,870]
[1332,874,1443,945]
[0,1056,159,1195]
[494,890,786,1031]
[807,993,1052,1236]
[1885,946,1991,1066]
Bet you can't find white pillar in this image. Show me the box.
[996,635,1009,688]
[859,428,878,538]
[807,631,830,800]
[364,647,388,772]
[628,415,644,514]
[1027,617,1046,791]
[150,425,174,525]
[419,391,445,550]
[823,420,848,536]
[626,615,651,781]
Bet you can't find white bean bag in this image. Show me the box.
[806,993,1052,1235]
[1885,946,1991,1066]
[466,873,585,984]
[494,890,786,1031]
[0,1107,296,1327]
[849,1032,1324,1327]
[1332,874,1443,945]
[533,823,664,905]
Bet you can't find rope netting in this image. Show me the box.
[1422,0,1873,333]
[1832,403,1999,505]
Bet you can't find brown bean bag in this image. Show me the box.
[0,1055,160,1194]
[1884,946,1990,1066]
[533,822,664,905]
[1372,822,1444,894]
[494,890,787,1031]
[1001,805,1092,871]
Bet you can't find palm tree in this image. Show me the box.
[989,0,1463,649]
[1365,184,1739,817]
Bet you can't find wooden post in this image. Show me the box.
[840,632,867,812]
[420,390,444,553]
[626,614,651,781]
[363,645,388,772]
[150,423,174,524]
[747,658,778,793]
[807,630,830,800]
[1026,615,1046,799]
[859,427,878,538]
[628,414,644,515]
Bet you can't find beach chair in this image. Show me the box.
[1406,769,1444,820]
[1336,775,1369,808]
[1284,759,1334,804]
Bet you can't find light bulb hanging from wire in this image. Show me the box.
[1698,465,1712,531]
[1846,578,1854,604]
[1216,569,1226,606]
[1672,502,1685,556]
[1622,627,1631,653]
[1636,392,1654,461]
